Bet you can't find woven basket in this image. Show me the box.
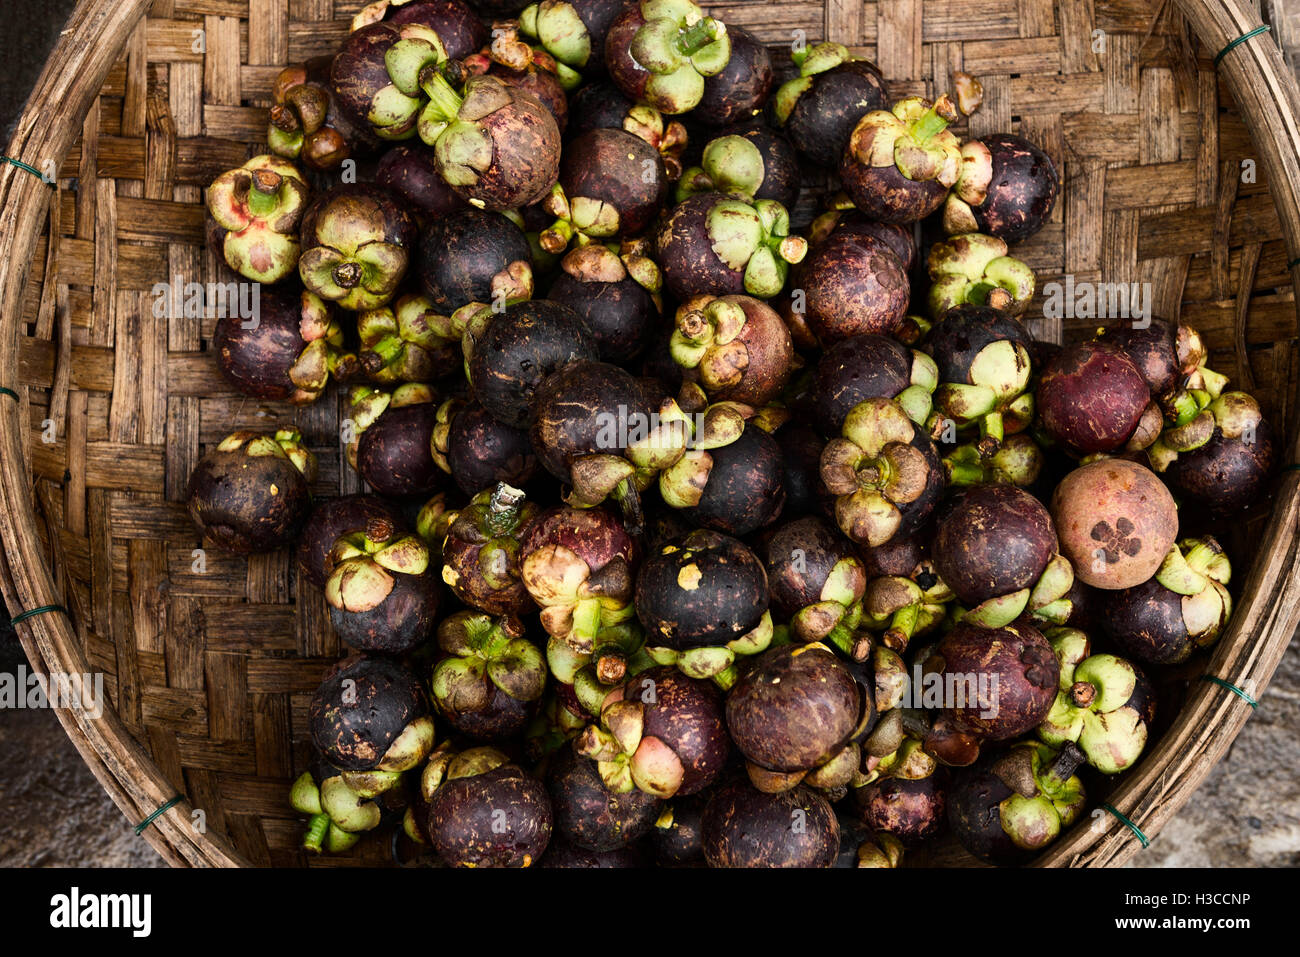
[2,0,1300,868]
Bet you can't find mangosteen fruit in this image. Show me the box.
[1036,340,1153,456]
[324,516,441,654]
[944,133,1060,242]
[840,95,961,225]
[186,429,316,553]
[793,231,910,344]
[1153,391,1277,513]
[375,142,469,218]
[356,292,461,384]
[947,740,1086,865]
[518,0,627,80]
[1050,458,1178,590]
[442,482,540,615]
[205,155,309,285]
[815,333,938,437]
[576,666,729,797]
[547,244,662,363]
[635,529,773,684]
[331,20,452,141]
[701,778,840,867]
[820,397,946,548]
[655,192,807,300]
[463,299,597,428]
[670,293,793,407]
[351,0,489,60]
[298,183,418,311]
[355,399,444,497]
[422,745,553,866]
[296,494,403,590]
[309,655,435,773]
[433,399,539,495]
[567,82,689,177]
[927,232,1035,319]
[771,42,889,168]
[214,286,355,403]
[690,25,773,126]
[430,611,546,738]
[414,207,534,314]
[1102,536,1232,664]
[853,741,948,846]
[931,481,1074,627]
[269,56,383,171]
[660,419,787,536]
[604,0,731,115]
[546,741,663,851]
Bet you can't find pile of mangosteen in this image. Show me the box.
[189,0,1275,868]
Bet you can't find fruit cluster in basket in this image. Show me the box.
[187,0,1277,867]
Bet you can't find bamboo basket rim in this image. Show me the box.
[1,0,1299,868]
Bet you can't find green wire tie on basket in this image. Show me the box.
[1,156,54,186]
[1200,674,1259,710]
[9,603,69,627]
[134,795,185,836]
[1214,24,1272,66]
[0,387,18,400]
[1099,803,1151,849]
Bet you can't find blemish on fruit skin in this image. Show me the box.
[678,564,703,590]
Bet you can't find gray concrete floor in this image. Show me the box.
[2,1,1299,868]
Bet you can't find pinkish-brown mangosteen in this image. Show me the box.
[1036,340,1153,456]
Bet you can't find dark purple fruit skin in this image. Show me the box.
[445,402,539,496]
[778,60,889,168]
[827,213,915,272]
[1096,318,1179,399]
[385,0,488,60]
[330,569,441,654]
[547,744,662,851]
[566,82,639,139]
[692,26,773,127]
[442,524,536,617]
[796,233,910,344]
[1102,577,1202,665]
[840,158,948,225]
[762,515,857,616]
[561,128,667,235]
[466,0,530,17]
[773,421,830,518]
[466,300,597,429]
[1037,341,1150,456]
[815,333,912,436]
[521,506,637,579]
[636,530,769,649]
[655,193,751,300]
[490,64,569,134]
[186,447,312,553]
[684,426,786,536]
[854,770,948,846]
[547,271,658,364]
[931,621,1059,740]
[296,495,402,589]
[1165,419,1276,513]
[861,534,925,579]
[603,4,654,104]
[309,657,425,771]
[426,763,553,867]
[356,402,443,497]
[926,305,1033,384]
[529,359,653,482]
[653,793,707,865]
[376,144,469,219]
[726,644,860,773]
[933,485,1056,606]
[966,133,1059,243]
[946,752,1033,865]
[702,779,839,868]
[212,287,306,400]
[415,208,532,313]
[721,121,801,209]
[625,667,730,795]
[541,840,645,867]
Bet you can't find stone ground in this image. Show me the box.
[2,2,1299,867]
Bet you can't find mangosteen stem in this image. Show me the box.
[246,170,283,218]
[269,103,301,133]
[540,218,576,255]
[1041,742,1087,790]
[362,334,405,372]
[1070,681,1096,709]
[885,604,919,650]
[333,261,364,290]
[945,459,986,486]
[675,17,721,57]
[908,95,957,144]
[302,812,330,853]
[979,411,1005,449]
[611,478,645,539]
[421,71,465,124]
[485,483,527,536]
[712,664,738,692]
